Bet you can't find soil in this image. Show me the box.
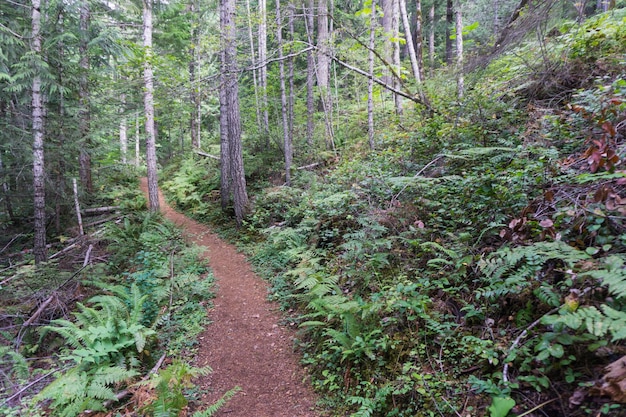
[140,178,320,417]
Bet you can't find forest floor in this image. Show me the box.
[140,178,320,417]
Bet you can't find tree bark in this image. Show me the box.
[317,0,334,150]
[305,0,316,147]
[276,0,292,186]
[258,0,270,139]
[445,0,453,65]
[429,2,435,76]
[135,112,140,167]
[245,0,262,135]
[455,0,464,99]
[120,93,127,164]
[188,0,201,149]
[399,0,426,104]
[367,0,376,150]
[392,0,402,114]
[32,0,47,264]
[221,0,249,224]
[143,0,159,212]
[78,0,92,193]
[414,0,424,81]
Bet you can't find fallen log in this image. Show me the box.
[81,206,121,215]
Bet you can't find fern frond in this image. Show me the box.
[192,386,241,417]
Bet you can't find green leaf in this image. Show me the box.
[488,396,516,417]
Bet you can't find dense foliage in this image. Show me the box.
[162,9,626,417]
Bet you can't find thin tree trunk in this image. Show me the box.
[72,178,84,236]
[305,0,315,147]
[367,0,376,150]
[455,0,464,99]
[0,153,15,225]
[258,0,269,139]
[143,0,159,212]
[32,0,46,264]
[429,2,435,76]
[287,2,295,143]
[245,0,262,135]
[392,0,402,114]
[414,0,424,81]
[221,0,249,224]
[445,0,453,65]
[120,93,127,164]
[188,0,201,149]
[135,112,140,167]
[276,0,292,186]
[317,0,335,150]
[78,0,92,193]
[399,0,426,103]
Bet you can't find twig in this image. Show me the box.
[195,149,220,160]
[391,154,445,203]
[502,307,559,384]
[83,244,93,267]
[0,368,60,406]
[517,398,558,417]
[0,234,24,254]
[296,162,321,170]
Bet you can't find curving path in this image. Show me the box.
[140,178,320,417]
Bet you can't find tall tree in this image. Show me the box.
[221,0,249,224]
[428,2,435,75]
[188,0,201,149]
[245,0,262,134]
[455,0,464,98]
[305,0,316,147]
[258,0,270,138]
[32,0,47,264]
[78,0,92,193]
[392,0,402,114]
[399,0,426,103]
[143,0,159,212]
[317,0,335,150]
[276,0,292,186]
[120,93,127,164]
[445,0,453,64]
[367,0,377,150]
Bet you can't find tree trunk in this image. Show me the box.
[317,0,335,150]
[78,0,92,193]
[245,0,262,135]
[392,0,402,114]
[120,93,127,164]
[414,0,424,81]
[445,0,453,65]
[258,0,270,140]
[0,153,15,225]
[188,0,201,149]
[287,2,295,145]
[135,112,140,167]
[221,0,249,224]
[143,0,159,212]
[32,0,47,264]
[367,0,377,150]
[305,0,316,147]
[399,0,426,103]
[455,0,464,99]
[276,0,292,186]
[429,2,435,76]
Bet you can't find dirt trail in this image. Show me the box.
[140,178,319,417]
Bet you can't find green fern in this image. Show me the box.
[477,241,590,300]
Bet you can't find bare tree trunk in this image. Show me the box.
[78,0,92,193]
[258,0,270,140]
[392,0,402,114]
[287,2,295,144]
[414,0,424,81]
[455,0,464,99]
[305,0,315,147]
[399,0,427,104]
[32,0,47,264]
[445,0,453,65]
[317,0,335,150]
[245,0,262,135]
[429,2,435,76]
[0,152,15,225]
[276,0,292,186]
[143,0,159,212]
[219,71,231,210]
[120,93,127,164]
[221,0,249,224]
[188,0,201,149]
[135,112,140,167]
[367,0,376,150]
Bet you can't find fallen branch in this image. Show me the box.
[0,368,60,407]
[83,244,93,267]
[195,150,220,160]
[21,295,55,328]
[81,206,120,215]
[296,162,321,170]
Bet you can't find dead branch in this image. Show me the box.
[196,150,220,160]
[83,244,93,267]
[296,162,321,170]
[81,206,120,215]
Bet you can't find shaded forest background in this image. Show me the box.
[2,0,626,415]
